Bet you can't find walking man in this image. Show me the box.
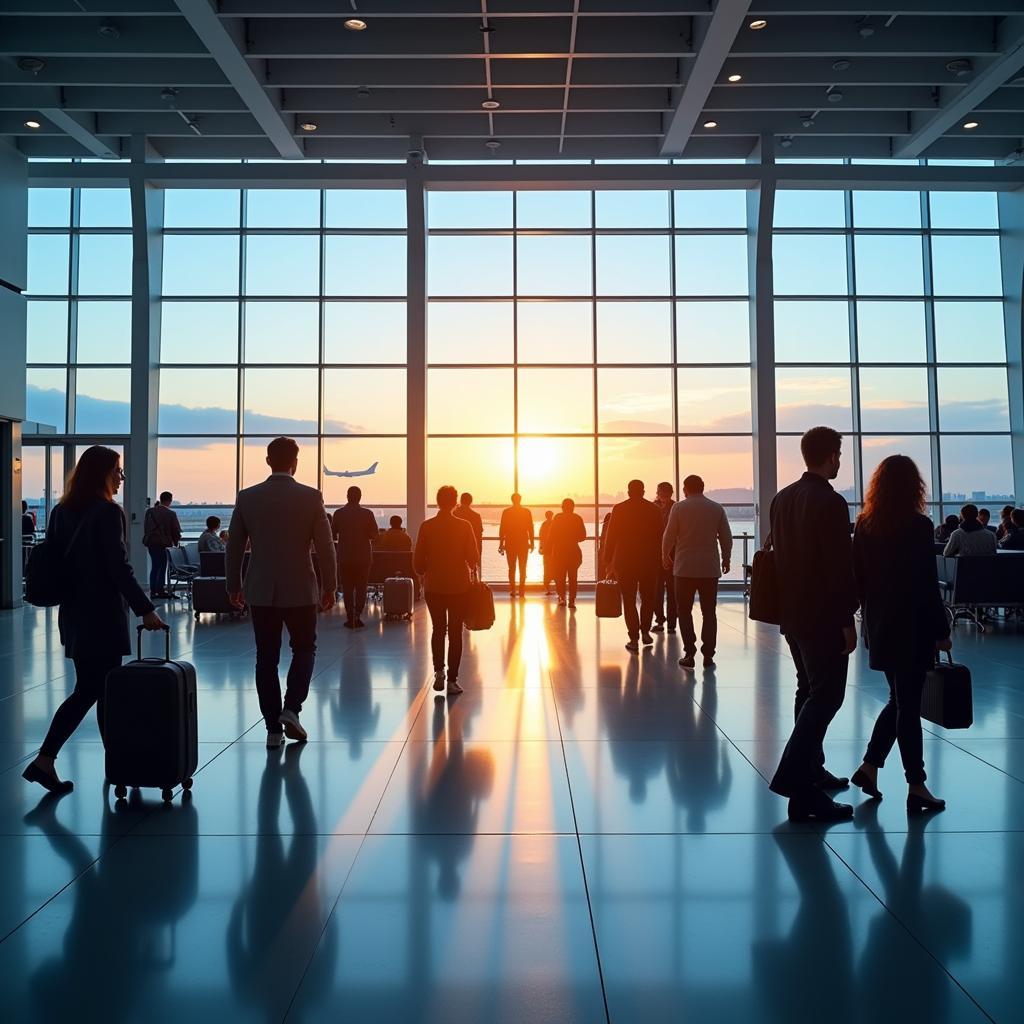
[498,493,534,598]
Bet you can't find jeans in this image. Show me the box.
[655,567,678,628]
[675,577,719,657]
[338,562,370,621]
[770,631,849,798]
[864,667,927,785]
[41,654,122,758]
[250,605,318,734]
[618,571,658,641]
[425,590,467,680]
[147,544,168,594]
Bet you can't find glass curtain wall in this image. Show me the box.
[157,187,408,536]
[425,188,754,584]
[773,185,1012,520]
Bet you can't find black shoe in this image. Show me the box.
[651,624,665,633]
[703,657,716,669]
[907,793,945,813]
[354,618,365,628]
[625,640,639,653]
[679,653,695,669]
[22,762,74,795]
[788,794,854,823]
[641,632,654,646]
[851,768,882,799]
[666,625,676,634]
[343,620,354,629]
[816,769,850,791]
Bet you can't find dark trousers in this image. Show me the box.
[864,667,927,785]
[147,544,168,594]
[655,567,678,628]
[250,605,317,734]
[41,654,122,758]
[675,577,719,657]
[425,590,467,680]
[770,632,849,798]
[618,571,658,641]
[505,546,528,589]
[555,564,579,605]
[338,562,370,621]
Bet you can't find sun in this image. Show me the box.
[516,437,561,490]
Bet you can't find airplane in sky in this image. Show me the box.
[323,461,378,479]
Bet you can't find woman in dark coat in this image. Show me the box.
[849,455,950,812]
[22,446,165,794]
[549,497,587,609]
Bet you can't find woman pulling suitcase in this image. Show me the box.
[23,446,166,795]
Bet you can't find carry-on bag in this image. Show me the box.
[104,625,198,803]
[191,576,238,620]
[749,534,781,626]
[921,649,973,729]
[464,572,495,631]
[595,579,622,618]
[383,576,414,620]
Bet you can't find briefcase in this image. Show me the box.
[464,576,495,631]
[595,579,622,618]
[749,540,781,626]
[921,650,973,729]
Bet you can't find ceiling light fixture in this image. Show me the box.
[356,86,371,99]
[749,19,767,30]
[703,120,718,128]
[963,120,979,129]
[344,18,367,31]
[24,119,41,129]
[946,58,972,77]
[300,121,318,132]
[17,56,46,75]
[98,20,120,39]
[832,59,851,72]
[485,138,502,149]
[780,136,794,148]
[828,90,844,103]
[482,99,500,109]
[727,73,742,82]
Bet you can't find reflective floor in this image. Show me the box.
[0,595,1021,1022]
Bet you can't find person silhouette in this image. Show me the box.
[539,510,555,595]
[453,491,484,574]
[498,492,535,598]
[549,497,587,609]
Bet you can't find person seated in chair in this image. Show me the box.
[934,514,959,544]
[376,515,413,552]
[198,515,226,554]
[999,508,1024,550]
[943,504,998,557]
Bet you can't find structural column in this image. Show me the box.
[998,190,1024,503]
[406,169,428,536]
[127,137,164,578]
[747,135,778,545]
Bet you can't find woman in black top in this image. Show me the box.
[849,455,950,812]
[23,446,166,794]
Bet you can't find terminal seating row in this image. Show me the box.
[936,554,1024,632]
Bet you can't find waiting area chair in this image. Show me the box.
[936,553,1024,632]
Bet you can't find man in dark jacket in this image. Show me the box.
[768,427,859,823]
[143,490,182,598]
[331,485,379,629]
[603,479,665,652]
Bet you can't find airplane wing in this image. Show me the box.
[323,462,379,478]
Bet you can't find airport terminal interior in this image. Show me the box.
[0,2,1023,1021]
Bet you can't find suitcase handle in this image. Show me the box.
[137,623,171,662]
[935,648,954,667]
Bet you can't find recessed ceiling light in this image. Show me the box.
[749,19,767,30]
[727,73,742,83]
[356,86,371,99]
[703,120,718,128]
[344,18,367,31]
[828,90,843,103]
[24,119,41,129]
[300,121,318,132]
[482,99,500,110]
[963,120,979,129]
[832,59,851,72]
[485,138,502,149]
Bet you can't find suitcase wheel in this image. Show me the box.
[114,784,128,800]
[161,787,174,803]
[194,612,200,621]
[182,777,193,791]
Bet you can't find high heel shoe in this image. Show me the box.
[907,792,945,813]
[851,768,882,799]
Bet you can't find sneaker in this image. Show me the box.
[641,632,654,646]
[279,709,308,742]
[266,732,284,750]
[447,679,464,695]
[679,653,696,669]
[625,640,639,653]
[433,670,446,691]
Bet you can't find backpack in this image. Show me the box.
[24,509,92,608]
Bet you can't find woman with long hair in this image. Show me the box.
[23,446,166,794]
[849,454,950,812]
[413,485,479,696]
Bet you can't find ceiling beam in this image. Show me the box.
[37,107,120,158]
[172,0,302,158]
[660,0,752,156]
[893,16,1024,156]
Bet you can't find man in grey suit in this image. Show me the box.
[661,474,732,670]
[227,437,337,749]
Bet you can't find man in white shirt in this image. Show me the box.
[661,474,733,670]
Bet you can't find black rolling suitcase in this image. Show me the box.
[921,650,973,729]
[192,576,238,620]
[105,625,198,803]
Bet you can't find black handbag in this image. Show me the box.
[921,650,973,729]
[748,534,781,625]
